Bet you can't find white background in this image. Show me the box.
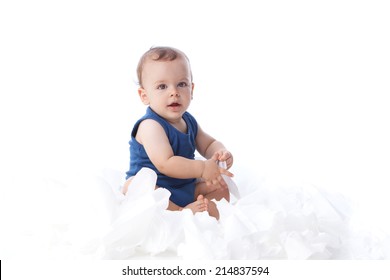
[1,0,390,232]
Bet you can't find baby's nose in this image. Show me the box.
[170,89,180,96]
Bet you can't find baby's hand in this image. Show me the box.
[213,150,233,169]
[201,153,233,189]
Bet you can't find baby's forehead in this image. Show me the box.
[139,53,193,85]
[143,56,189,70]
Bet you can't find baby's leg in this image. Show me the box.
[206,200,219,220]
[184,194,208,213]
[194,180,230,202]
[194,181,227,220]
[123,176,213,217]
[122,178,208,214]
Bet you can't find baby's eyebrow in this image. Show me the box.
[153,80,167,85]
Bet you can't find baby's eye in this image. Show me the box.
[178,82,188,87]
[157,84,167,90]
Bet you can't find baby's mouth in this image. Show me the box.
[168,102,181,107]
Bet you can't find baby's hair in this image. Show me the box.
[136,46,193,87]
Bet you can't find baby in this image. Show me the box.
[122,46,233,219]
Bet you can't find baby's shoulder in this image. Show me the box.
[137,118,165,134]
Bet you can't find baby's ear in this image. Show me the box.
[191,82,195,99]
[138,88,149,105]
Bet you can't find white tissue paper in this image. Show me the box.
[3,163,390,260]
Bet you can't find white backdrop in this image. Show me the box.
[1,0,390,232]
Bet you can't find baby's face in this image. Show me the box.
[139,57,194,124]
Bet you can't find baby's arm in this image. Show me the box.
[195,125,234,169]
[136,119,232,182]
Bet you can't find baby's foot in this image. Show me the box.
[207,200,220,220]
[185,194,208,214]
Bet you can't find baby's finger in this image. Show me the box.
[211,153,219,162]
[219,167,234,178]
[219,151,230,161]
[226,157,233,168]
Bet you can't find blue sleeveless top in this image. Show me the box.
[126,107,198,207]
